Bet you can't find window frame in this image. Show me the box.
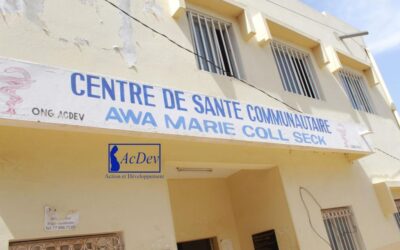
[270,39,324,100]
[186,9,242,79]
[337,68,375,114]
[321,206,365,250]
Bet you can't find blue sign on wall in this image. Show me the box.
[108,143,161,174]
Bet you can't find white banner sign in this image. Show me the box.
[0,58,371,153]
[44,206,79,231]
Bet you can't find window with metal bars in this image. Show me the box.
[271,41,322,99]
[322,207,365,250]
[394,199,400,230]
[187,10,241,78]
[337,69,374,114]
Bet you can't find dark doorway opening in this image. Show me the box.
[177,238,215,250]
[252,229,279,250]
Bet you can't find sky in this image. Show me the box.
[300,0,400,108]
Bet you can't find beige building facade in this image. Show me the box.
[0,0,400,250]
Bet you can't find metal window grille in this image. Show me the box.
[394,199,400,230]
[271,40,322,99]
[9,233,123,250]
[322,207,365,250]
[187,10,241,78]
[337,69,374,114]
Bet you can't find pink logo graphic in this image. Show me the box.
[0,67,34,115]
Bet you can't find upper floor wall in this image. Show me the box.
[0,0,399,161]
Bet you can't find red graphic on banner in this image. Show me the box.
[0,67,34,115]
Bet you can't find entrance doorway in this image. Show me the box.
[168,168,298,250]
[252,230,279,250]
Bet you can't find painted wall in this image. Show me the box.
[0,126,177,250]
[167,161,400,250]
[0,0,398,184]
[168,169,299,250]
[1,0,400,249]
[1,126,399,249]
[277,151,400,250]
[228,168,299,250]
[168,178,241,250]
